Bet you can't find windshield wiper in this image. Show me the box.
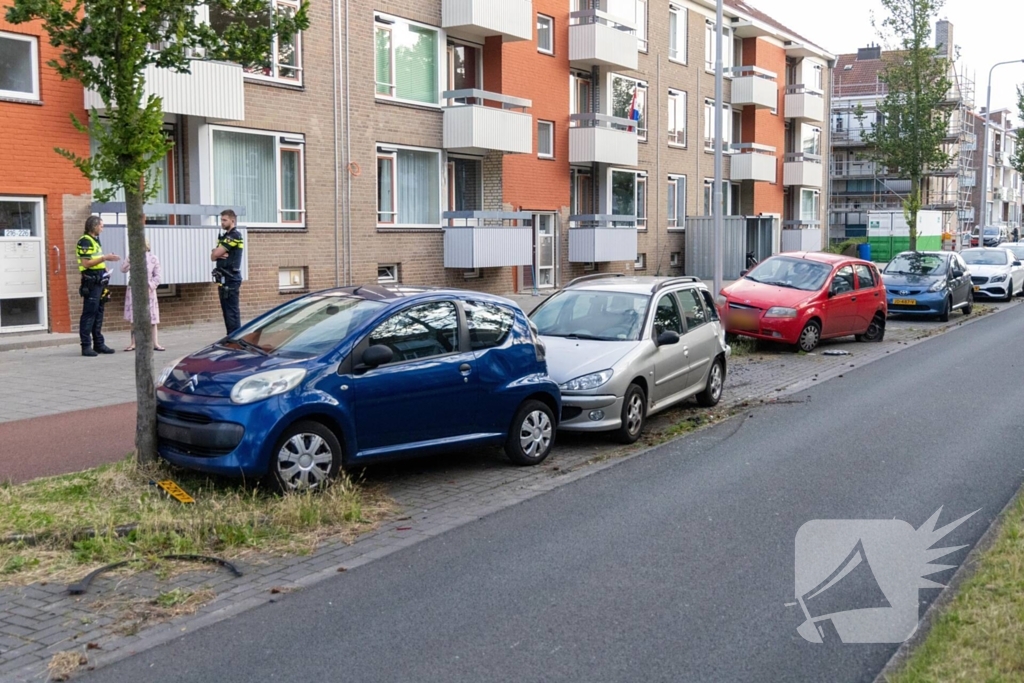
[565,333,605,341]
[221,338,271,356]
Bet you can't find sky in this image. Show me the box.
[747,0,1024,119]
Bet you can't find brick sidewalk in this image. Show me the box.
[0,302,1018,682]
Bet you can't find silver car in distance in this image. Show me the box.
[529,275,731,444]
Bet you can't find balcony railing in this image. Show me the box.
[569,113,639,166]
[783,152,823,187]
[729,143,777,183]
[84,60,245,121]
[784,85,824,123]
[568,215,638,263]
[831,129,868,147]
[442,211,534,269]
[830,163,887,178]
[442,89,533,155]
[569,10,638,71]
[442,0,533,42]
[730,66,778,109]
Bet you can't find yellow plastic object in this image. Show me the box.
[157,479,196,504]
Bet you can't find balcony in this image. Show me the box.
[569,114,639,166]
[730,144,777,183]
[830,163,886,179]
[730,67,778,109]
[84,60,244,121]
[442,0,532,42]
[781,226,823,252]
[569,10,638,71]
[784,85,825,123]
[995,150,1010,167]
[568,216,638,263]
[442,212,534,269]
[443,90,533,155]
[783,153,823,187]
[831,129,867,147]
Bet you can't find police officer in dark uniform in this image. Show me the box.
[211,209,244,334]
[77,216,120,356]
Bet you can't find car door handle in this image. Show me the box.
[459,363,472,374]
[683,345,689,356]
[851,296,857,302]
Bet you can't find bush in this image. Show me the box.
[828,237,867,256]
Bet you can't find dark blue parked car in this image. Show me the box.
[882,251,973,321]
[155,286,561,492]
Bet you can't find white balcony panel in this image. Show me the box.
[444,227,533,269]
[730,151,777,183]
[85,60,244,121]
[781,228,823,252]
[569,22,638,70]
[569,227,638,263]
[569,127,638,166]
[101,226,248,286]
[784,89,825,123]
[444,105,532,155]
[731,75,777,109]
[784,161,823,188]
[443,0,533,42]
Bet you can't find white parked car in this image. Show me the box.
[960,248,1024,301]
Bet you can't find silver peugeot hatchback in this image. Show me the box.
[529,275,730,444]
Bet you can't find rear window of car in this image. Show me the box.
[465,301,515,351]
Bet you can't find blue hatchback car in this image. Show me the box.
[155,286,561,491]
[881,251,973,321]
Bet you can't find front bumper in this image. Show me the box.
[725,311,802,344]
[972,279,1010,298]
[558,394,625,432]
[885,290,946,315]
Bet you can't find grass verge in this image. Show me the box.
[886,493,1024,682]
[0,457,393,587]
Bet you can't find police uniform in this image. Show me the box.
[215,227,244,333]
[76,233,113,354]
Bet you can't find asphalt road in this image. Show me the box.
[84,305,1024,682]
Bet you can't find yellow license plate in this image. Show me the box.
[893,298,917,306]
[973,286,981,292]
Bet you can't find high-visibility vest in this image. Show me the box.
[77,234,106,272]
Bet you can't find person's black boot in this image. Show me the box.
[82,346,98,357]
[96,344,116,354]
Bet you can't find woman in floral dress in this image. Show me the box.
[121,241,164,351]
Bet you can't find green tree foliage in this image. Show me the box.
[858,0,953,251]
[1013,85,1024,179]
[5,0,308,464]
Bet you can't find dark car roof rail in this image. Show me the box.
[651,277,702,294]
[565,273,626,288]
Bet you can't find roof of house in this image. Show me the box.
[832,51,909,99]
[722,0,832,57]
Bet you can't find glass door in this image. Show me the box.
[0,198,46,332]
[534,214,556,289]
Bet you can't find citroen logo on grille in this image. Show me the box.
[185,374,199,393]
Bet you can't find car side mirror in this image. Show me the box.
[1014,261,1021,267]
[656,331,680,347]
[739,269,749,278]
[360,345,393,369]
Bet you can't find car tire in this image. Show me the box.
[267,420,342,494]
[696,358,725,407]
[856,313,886,343]
[505,400,556,466]
[963,292,974,316]
[797,320,821,353]
[937,296,951,322]
[1006,285,1015,302]
[612,383,646,444]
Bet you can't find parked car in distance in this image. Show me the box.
[971,226,1007,248]
[155,286,561,492]
[529,276,730,444]
[960,248,1024,301]
[881,251,973,321]
[718,252,887,353]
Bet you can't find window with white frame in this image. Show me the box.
[375,14,440,105]
[537,14,554,54]
[0,31,40,101]
[378,264,399,283]
[278,266,306,291]
[376,145,442,227]
[636,0,648,52]
[611,169,644,228]
[703,179,737,216]
[612,74,647,141]
[800,189,820,221]
[704,21,733,72]
[668,175,686,229]
[704,99,731,151]
[668,4,687,64]
[812,63,823,91]
[635,253,646,270]
[802,126,822,156]
[636,176,647,231]
[209,0,302,84]
[668,89,687,147]
[538,120,554,158]
[570,70,593,116]
[670,252,681,266]
[211,127,305,227]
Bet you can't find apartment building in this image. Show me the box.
[829,21,976,243]
[971,109,1023,231]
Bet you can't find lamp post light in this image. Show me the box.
[977,59,1024,243]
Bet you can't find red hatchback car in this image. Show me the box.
[717,252,887,352]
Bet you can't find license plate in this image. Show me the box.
[973,286,981,292]
[729,312,759,331]
[893,298,917,306]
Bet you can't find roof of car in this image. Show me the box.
[773,251,860,265]
[323,285,519,307]
[564,275,708,295]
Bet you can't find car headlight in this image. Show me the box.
[928,280,945,292]
[156,357,186,388]
[715,294,728,308]
[560,369,614,392]
[991,274,1007,283]
[764,307,798,319]
[230,369,307,405]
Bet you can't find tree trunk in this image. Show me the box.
[908,176,920,252]
[126,184,157,465]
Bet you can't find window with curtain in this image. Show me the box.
[375,16,439,104]
[612,75,647,140]
[668,90,686,147]
[212,129,304,226]
[668,5,686,63]
[377,147,441,226]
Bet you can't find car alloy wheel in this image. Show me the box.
[271,420,342,493]
[505,400,556,466]
[697,359,724,407]
[625,393,644,435]
[798,321,821,353]
[613,383,647,444]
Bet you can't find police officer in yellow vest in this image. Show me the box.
[77,216,121,356]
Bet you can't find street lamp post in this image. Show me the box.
[712,0,724,297]
[977,59,1024,244]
